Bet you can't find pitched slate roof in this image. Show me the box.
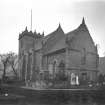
[43,24,66,55]
[66,29,78,44]
[42,18,93,55]
[34,18,95,55]
[66,18,95,46]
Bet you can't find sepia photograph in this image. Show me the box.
[0,0,105,105]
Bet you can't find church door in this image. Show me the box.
[81,73,88,85]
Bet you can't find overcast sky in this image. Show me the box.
[0,0,105,57]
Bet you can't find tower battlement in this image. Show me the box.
[19,27,44,40]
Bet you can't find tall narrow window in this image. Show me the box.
[58,61,65,80]
[59,61,65,71]
[81,48,86,65]
[53,61,57,74]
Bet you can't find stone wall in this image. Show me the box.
[43,51,66,73]
[18,34,35,81]
[66,28,99,83]
[68,49,81,68]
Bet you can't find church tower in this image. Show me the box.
[18,27,35,81]
[18,26,44,82]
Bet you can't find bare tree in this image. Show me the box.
[0,53,11,81]
[8,52,18,78]
[0,52,18,81]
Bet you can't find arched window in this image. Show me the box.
[58,60,65,71]
[58,61,65,75]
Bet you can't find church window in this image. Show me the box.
[58,60,65,80]
[53,60,58,74]
[58,61,65,71]
[81,48,86,65]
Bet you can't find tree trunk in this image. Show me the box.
[2,63,6,82]
[12,65,17,78]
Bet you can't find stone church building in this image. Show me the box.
[18,18,99,86]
